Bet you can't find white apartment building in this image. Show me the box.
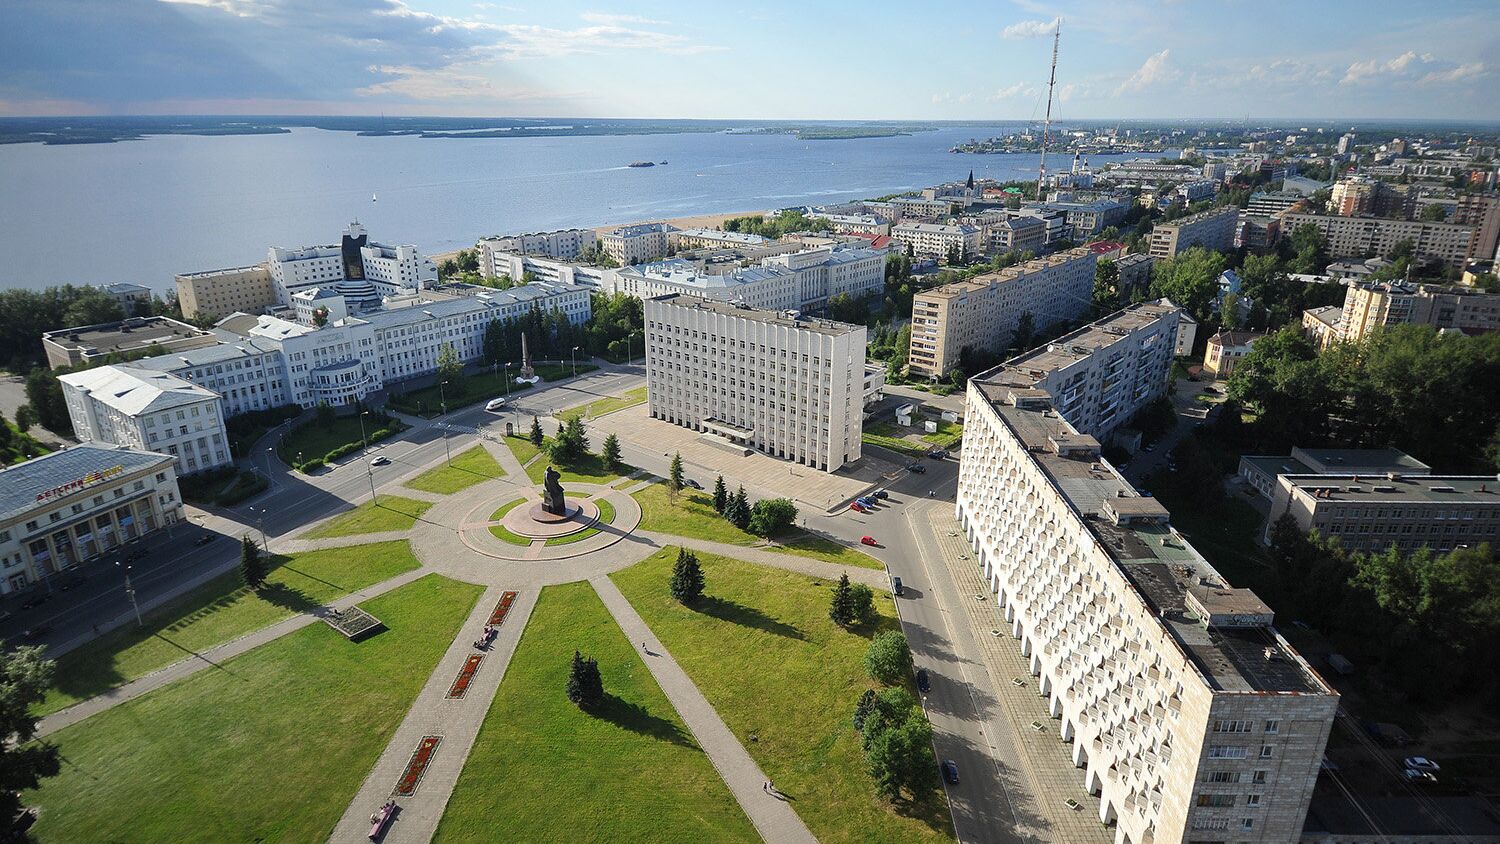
[645,295,865,472]
[1174,180,1218,203]
[889,197,957,220]
[1280,213,1474,269]
[972,301,1182,442]
[476,247,609,288]
[810,212,891,236]
[601,222,675,265]
[957,380,1338,844]
[609,246,884,312]
[668,228,773,251]
[60,366,232,473]
[908,247,1099,378]
[0,444,182,595]
[268,222,437,309]
[892,222,984,260]
[761,245,885,310]
[477,228,596,260]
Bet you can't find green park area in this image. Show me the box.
[487,497,533,545]
[862,420,960,458]
[631,482,880,569]
[300,495,432,539]
[435,581,754,843]
[611,549,953,844]
[387,363,598,418]
[28,574,482,843]
[501,430,628,486]
[36,541,421,716]
[276,412,404,470]
[404,444,506,494]
[559,385,648,421]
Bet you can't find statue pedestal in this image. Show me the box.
[527,501,582,524]
[502,497,600,540]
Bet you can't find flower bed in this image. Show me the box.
[322,606,385,641]
[394,735,442,797]
[487,591,518,627]
[447,654,484,699]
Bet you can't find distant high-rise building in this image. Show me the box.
[1453,193,1500,262]
[1148,207,1239,259]
[1336,132,1356,156]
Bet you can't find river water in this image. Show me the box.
[0,125,1153,293]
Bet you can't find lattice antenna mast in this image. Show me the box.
[1036,20,1062,201]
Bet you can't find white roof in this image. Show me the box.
[59,365,217,416]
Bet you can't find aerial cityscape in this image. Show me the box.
[2,1,1499,843]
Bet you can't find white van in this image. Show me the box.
[485,398,506,411]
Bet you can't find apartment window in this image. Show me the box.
[1208,746,1248,759]
[1259,745,1275,759]
[1246,794,1261,807]
[1252,770,1267,784]
[1196,794,1237,808]
[1213,720,1253,734]
[1241,818,1254,831]
[1264,720,1280,734]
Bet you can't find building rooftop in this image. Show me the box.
[102,282,151,295]
[58,365,218,416]
[651,294,862,338]
[0,443,175,524]
[607,222,674,238]
[174,264,268,280]
[893,222,977,234]
[675,228,771,245]
[1304,305,1342,329]
[1283,473,1497,503]
[1293,446,1430,476]
[1207,330,1264,348]
[42,316,214,357]
[914,247,1095,301]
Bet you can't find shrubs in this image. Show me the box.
[297,458,326,474]
[865,631,913,684]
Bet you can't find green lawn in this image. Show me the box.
[387,370,534,418]
[276,414,403,467]
[28,574,482,843]
[489,524,534,545]
[300,495,432,538]
[632,482,881,568]
[611,549,952,844]
[435,581,754,843]
[489,497,527,522]
[503,433,544,467]
[544,497,617,546]
[560,385,649,421]
[861,423,929,459]
[919,418,963,448]
[524,442,626,486]
[37,541,422,716]
[404,444,506,494]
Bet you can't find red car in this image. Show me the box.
[849,502,868,513]
[861,536,878,547]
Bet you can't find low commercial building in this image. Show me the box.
[1265,473,1500,553]
[175,264,277,322]
[968,300,1182,441]
[957,369,1337,844]
[645,295,865,472]
[1238,447,1430,500]
[476,228,596,260]
[0,444,183,595]
[1149,206,1239,259]
[601,222,674,265]
[1300,305,1343,351]
[1280,213,1474,270]
[42,316,218,370]
[59,365,231,473]
[1337,281,1500,343]
[892,222,984,260]
[908,247,1098,378]
[1203,330,1263,378]
[268,222,437,310]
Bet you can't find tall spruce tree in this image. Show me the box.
[669,548,706,604]
[712,475,728,513]
[830,573,856,627]
[529,415,544,447]
[239,535,266,590]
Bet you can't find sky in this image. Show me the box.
[2,0,1497,121]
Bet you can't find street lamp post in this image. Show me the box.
[438,380,452,465]
[117,561,142,627]
[356,410,370,457]
[571,346,579,378]
[247,506,269,551]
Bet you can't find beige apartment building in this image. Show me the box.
[957,375,1338,844]
[1454,193,1500,262]
[907,247,1097,378]
[1279,213,1474,269]
[891,222,984,260]
[600,222,674,265]
[174,264,277,321]
[1148,207,1239,259]
[1203,330,1262,378]
[1266,473,1500,553]
[1337,281,1500,343]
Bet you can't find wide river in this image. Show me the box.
[0,125,1155,293]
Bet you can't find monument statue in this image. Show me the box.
[518,331,536,382]
[542,465,567,516]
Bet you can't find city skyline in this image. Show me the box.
[2,0,1497,121]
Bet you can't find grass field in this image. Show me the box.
[524,444,625,486]
[276,415,403,467]
[503,433,544,467]
[434,581,754,843]
[300,495,432,538]
[387,370,533,417]
[611,549,952,844]
[489,523,533,545]
[632,483,881,568]
[37,541,421,716]
[404,444,506,494]
[559,385,648,421]
[489,498,527,522]
[919,418,963,448]
[28,574,482,843]
[544,497,616,546]
[861,423,929,459]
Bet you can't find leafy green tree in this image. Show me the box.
[0,644,62,826]
[601,433,622,470]
[1419,204,1449,222]
[1288,223,1330,274]
[529,415,544,448]
[566,650,604,710]
[1092,258,1120,315]
[747,498,798,537]
[457,248,480,273]
[482,319,507,366]
[436,342,465,397]
[866,714,935,800]
[712,475,728,513]
[240,536,266,589]
[1150,246,1227,322]
[669,548,706,604]
[850,583,877,627]
[22,369,70,437]
[668,452,685,497]
[830,573,856,627]
[865,631,913,684]
[13,404,37,434]
[1010,312,1035,354]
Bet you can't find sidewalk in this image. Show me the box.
[590,576,816,844]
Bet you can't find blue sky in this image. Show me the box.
[2,0,1496,120]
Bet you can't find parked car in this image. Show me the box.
[860,535,878,547]
[856,497,877,509]
[685,479,702,489]
[849,502,869,514]
[485,398,507,411]
[369,455,391,466]
[908,463,927,474]
[916,668,930,693]
[193,533,217,546]
[928,449,949,459]
[872,489,889,500]
[891,575,904,596]
[941,760,960,784]
[1404,756,1440,772]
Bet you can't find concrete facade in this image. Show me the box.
[1266,473,1500,553]
[60,366,231,473]
[1149,207,1240,259]
[174,264,277,321]
[601,222,674,265]
[476,228,596,261]
[892,222,984,260]
[1204,331,1263,378]
[1337,281,1500,343]
[1280,213,1474,270]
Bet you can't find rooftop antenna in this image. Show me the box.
[1036,19,1062,201]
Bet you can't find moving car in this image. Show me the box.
[1404,756,1440,772]
[891,575,904,596]
[908,463,927,474]
[369,455,391,466]
[1403,768,1438,783]
[193,533,218,546]
[928,449,949,459]
[941,760,960,784]
[916,668,930,693]
[485,398,507,411]
[860,535,878,547]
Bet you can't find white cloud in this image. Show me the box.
[1002,17,1060,39]
[1340,50,1485,87]
[357,63,573,101]
[581,12,671,26]
[932,92,953,104]
[1116,49,1177,94]
[490,23,722,58]
[156,0,271,16]
[1418,62,1485,84]
[989,81,1031,100]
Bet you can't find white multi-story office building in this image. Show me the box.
[973,301,1182,442]
[268,222,437,309]
[129,335,291,417]
[60,366,231,473]
[0,444,183,595]
[892,222,984,260]
[645,295,865,472]
[609,246,883,312]
[601,222,675,265]
[956,376,1338,844]
[477,228,596,260]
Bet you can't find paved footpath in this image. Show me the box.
[327,586,536,844]
[590,576,816,844]
[39,566,430,738]
[636,530,888,589]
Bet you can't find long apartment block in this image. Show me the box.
[907,246,1097,378]
[1280,213,1474,269]
[645,294,864,472]
[956,375,1337,844]
[1148,206,1239,259]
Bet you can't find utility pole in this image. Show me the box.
[118,562,142,627]
[1036,19,1062,202]
[439,380,451,465]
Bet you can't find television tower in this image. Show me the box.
[1036,19,1062,201]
